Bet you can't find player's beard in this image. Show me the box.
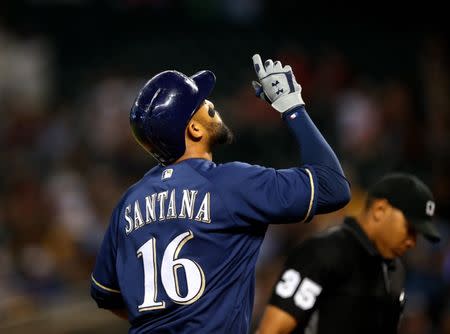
[208,121,234,148]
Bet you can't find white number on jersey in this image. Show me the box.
[137,230,206,311]
[275,269,322,310]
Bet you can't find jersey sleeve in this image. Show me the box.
[268,236,341,327]
[90,206,125,309]
[215,162,318,226]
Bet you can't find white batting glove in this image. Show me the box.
[252,54,305,113]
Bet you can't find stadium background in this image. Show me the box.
[0,1,448,333]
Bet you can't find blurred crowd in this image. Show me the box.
[0,6,449,333]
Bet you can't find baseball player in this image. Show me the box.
[90,54,351,333]
[258,173,441,334]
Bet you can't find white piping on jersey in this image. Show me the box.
[300,168,315,223]
[91,274,121,293]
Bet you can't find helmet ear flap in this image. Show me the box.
[129,70,216,165]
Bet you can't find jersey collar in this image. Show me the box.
[343,216,379,257]
[344,217,398,270]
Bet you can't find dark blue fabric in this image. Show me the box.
[313,165,351,214]
[91,158,318,333]
[283,106,343,174]
[91,104,349,333]
[283,106,350,213]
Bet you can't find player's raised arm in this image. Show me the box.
[252,53,350,214]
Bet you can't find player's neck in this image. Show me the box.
[175,147,212,164]
[355,213,374,240]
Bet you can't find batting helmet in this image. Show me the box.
[130,70,216,165]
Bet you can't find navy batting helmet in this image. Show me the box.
[130,70,216,165]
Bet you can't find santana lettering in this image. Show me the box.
[124,189,211,234]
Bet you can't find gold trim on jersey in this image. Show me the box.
[300,168,315,223]
[91,274,121,293]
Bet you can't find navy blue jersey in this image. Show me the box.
[91,159,317,333]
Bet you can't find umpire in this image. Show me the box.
[258,173,441,334]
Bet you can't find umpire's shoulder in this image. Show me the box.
[301,223,348,248]
[288,224,350,264]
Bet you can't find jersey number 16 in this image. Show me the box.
[136,230,206,312]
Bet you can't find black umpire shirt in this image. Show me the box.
[269,217,406,334]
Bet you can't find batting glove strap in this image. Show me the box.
[271,91,305,113]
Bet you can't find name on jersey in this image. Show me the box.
[124,189,211,235]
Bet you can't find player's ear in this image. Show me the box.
[186,119,203,142]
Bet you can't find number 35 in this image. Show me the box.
[275,269,322,310]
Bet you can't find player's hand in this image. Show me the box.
[252,54,305,113]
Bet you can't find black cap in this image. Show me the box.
[367,173,440,243]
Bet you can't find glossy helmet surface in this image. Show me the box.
[130,70,216,165]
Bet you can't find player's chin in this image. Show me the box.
[391,248,405,259]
